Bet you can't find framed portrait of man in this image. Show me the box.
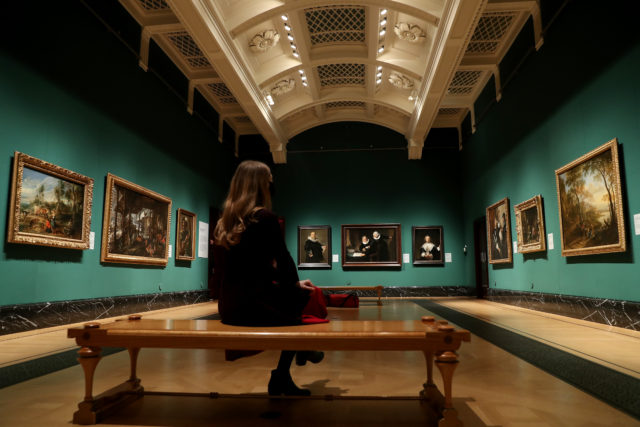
[486,198,512,264]
[176,208,196,261]
[412,226,444,265]
[297,225,331,269]
[342,224,401,268]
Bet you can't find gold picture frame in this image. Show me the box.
[486,197,512,264]
[101,173,171,265]
[514,195,546,254]
[7,152,94,249]
[176,208,196,261]
[555,138,626,257]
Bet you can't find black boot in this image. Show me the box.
[295,351,325,366]
[268,370,311,396]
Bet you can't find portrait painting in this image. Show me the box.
[486,197,512,264]
[412,226,444,265]
[176,208,196,261]
[101,173,171,265]
[514,195,546,254]
[7,152,94,249]
[297,225,331,269]
[555,138,626,256]
[342,224,401,268]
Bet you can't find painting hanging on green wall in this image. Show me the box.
[555,138,626,257]
[514,195,546,254]
[7,152,94,249]
[342,224,401,268]
[176,208,196,261]
[297,225,331,269]
[412,226,444,265]
[101,173,171,266]
[486,197,512,264]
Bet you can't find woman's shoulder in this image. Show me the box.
[251,208,278,222]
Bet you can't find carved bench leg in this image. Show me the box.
[128,348,141,383]
[435,351,462,427]
[73,346,102,425]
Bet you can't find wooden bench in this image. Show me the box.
[68,314,470,426]
[322,285,384,305]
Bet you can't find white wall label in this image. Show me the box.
[513,241,518,254]
[548,233,554,250]
[168,245,172,258]
[198,221,209,258]
[445,253,452,263]
[89,232,95,250]
[403,253,410,263]
[634,213,640,235]
[332,254,339,263]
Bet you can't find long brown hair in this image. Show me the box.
[214,160,272,248]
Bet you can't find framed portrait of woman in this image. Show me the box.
[412,226,444,265]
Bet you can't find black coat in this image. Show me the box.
[213,209,309,326]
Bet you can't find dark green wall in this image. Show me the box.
[272,124,466,287]
[0,3,233,305]
[461,1,640,301]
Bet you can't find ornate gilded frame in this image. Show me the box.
[341,223,402,268]
[101,173,171,265]
[7,152,94,249]
[555,138,626,257]
[412,226,444,265]
[175,208,196,261]
[297,225,332,269]
[486,197,512,264]
[514,195,546,254]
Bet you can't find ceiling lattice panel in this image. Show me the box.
[166,32,211,68]
[438,108,463,116]
[207,83,238,104]
[317,63,366,87]
[304,6,366,45]
[374,104,410,119]
[447,71,483,95]
[325,101,366,110]
[136,0,170,11]
[465,12,517,55]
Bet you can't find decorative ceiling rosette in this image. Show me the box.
[393,22,426,43]
[270,79,296,96]
[388,72,414,89]
[249,29,280,52]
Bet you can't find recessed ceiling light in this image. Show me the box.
[376,78,382,84]
[287,34,294,41]
[379,29,386,36]
[281,15,288,21]
[380,19,387,26]
[377,65,382,71]
[302,81,308,87]
[378,46,384,53]
[266,94,274,105]
[298,69,304,74]
[380,9,387,16]
[301,76,307,81]
[290,43,296,49]
[292,52,299,58]
[376,72,382,78]
[284,24,291,31]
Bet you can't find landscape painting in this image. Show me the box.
[7,152,93,249]
[556,138,626,256]
[101,174,171,265]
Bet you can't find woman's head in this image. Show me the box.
[214,160,273,247]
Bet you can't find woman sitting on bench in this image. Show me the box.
[213,160,323,396]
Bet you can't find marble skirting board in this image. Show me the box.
[487,289,640,331]
[323,286,474,298]
[0,290,210,336]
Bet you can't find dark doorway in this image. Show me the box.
[473,217,489,298]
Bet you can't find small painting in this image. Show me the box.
[7,152,94,249]
[176,208,196,261]
[412,226,444,265]
[342,224,401,268]
[297,225,331,269]
[486,198,512,264]
[101,173,171,265]
[514,195,546,253]
[555,138,626,256]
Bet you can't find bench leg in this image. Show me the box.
[72,346,144,425]
[435,351,462,427]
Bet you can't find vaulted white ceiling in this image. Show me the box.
[119,0,542,163]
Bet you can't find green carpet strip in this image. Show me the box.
[413,299,640,420]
